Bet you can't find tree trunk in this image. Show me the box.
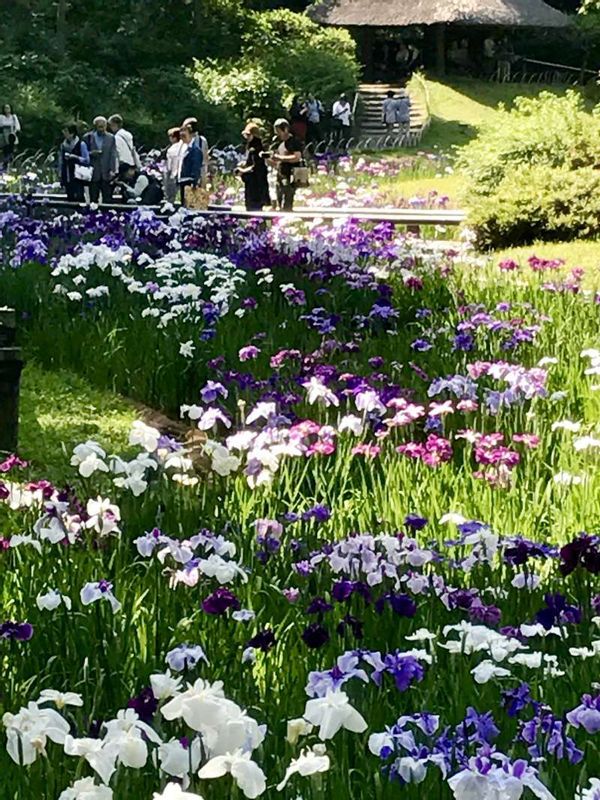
[55,0,68,52]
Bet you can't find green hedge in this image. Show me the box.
[460,91,600,247]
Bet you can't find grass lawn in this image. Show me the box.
[415,76,583,152]
[18,362,137,483]
[370,76,582,202]
[491,239,600,284]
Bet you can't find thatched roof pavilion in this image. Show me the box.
[308,0,571,73]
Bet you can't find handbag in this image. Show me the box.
[292,164,310,188]
[74,164,93,182]
[184,184,210,210]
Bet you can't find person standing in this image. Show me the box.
[108,114,141,171]
[395,90,412,138]
[0,104,21,169]
[382,91,397,134]
[183,118,209,188]
[178,124,203,206]
[236,123,270,212]
[289,96,308,144]
[268,119,302,212]
[331,94,352,143]
[84,116,118,203]
[306,94,324,143]
[58,123,90,202]
[164,127,185,204]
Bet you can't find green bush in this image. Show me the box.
[461,91,600,247]
[470,164,600,249]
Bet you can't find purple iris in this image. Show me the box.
[127,687,158,723]
[375,593,417,618]
[566,694,600,734]
[501,683,533,718]
[559,534,600,576]
[246,628,276,652]
[0,621,34,641]
[302,623,330,649]
[202,587,240,615]
[404,514,428,531]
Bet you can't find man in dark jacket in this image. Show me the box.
[178,124,203,206]
[84,116,118,203]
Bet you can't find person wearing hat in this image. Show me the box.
[236,123,271,212]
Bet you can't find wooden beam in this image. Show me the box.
[0,309,23,456]
[434,23,446,75]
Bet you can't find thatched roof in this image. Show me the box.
[308,0,571,28]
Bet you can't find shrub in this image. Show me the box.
[192,60,287,122]
[469,164,600,249]
[461,92,600,247]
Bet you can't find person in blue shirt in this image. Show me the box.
[58,123,90,202]
[178,124,203,206]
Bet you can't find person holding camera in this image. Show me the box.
[267,119,302,212]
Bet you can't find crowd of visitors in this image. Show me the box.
[3,91,365,213]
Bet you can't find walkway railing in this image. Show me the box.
[0,192,467,232]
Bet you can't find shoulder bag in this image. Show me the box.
[74,163,93,182]
[184,184,210,210]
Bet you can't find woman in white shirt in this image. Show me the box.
[164,127,186,203]
[0,104,21,168]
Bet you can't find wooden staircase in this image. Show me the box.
[356,82,429,148]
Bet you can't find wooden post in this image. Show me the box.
[355,26,375,81]
[0,308,24,455]
[434,23,446,75]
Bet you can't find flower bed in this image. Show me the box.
[1,203,600,799]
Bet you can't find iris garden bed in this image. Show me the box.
[0,203,599,800]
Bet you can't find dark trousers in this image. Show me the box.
[89,180,114,203]
[2,142,15,168]
[276,178,295,212]
[65,180,85,202]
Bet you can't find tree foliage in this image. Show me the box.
[0,1,358,151]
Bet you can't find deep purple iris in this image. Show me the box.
[202,587,240,615]
[246,628,276,652]
[535,593,581,630]
[127,687,158,723]
[336,614,363,639]
[559,534,600,576]
[302,623,330,649]
[306,597,333,615]
[501,682,533,718]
